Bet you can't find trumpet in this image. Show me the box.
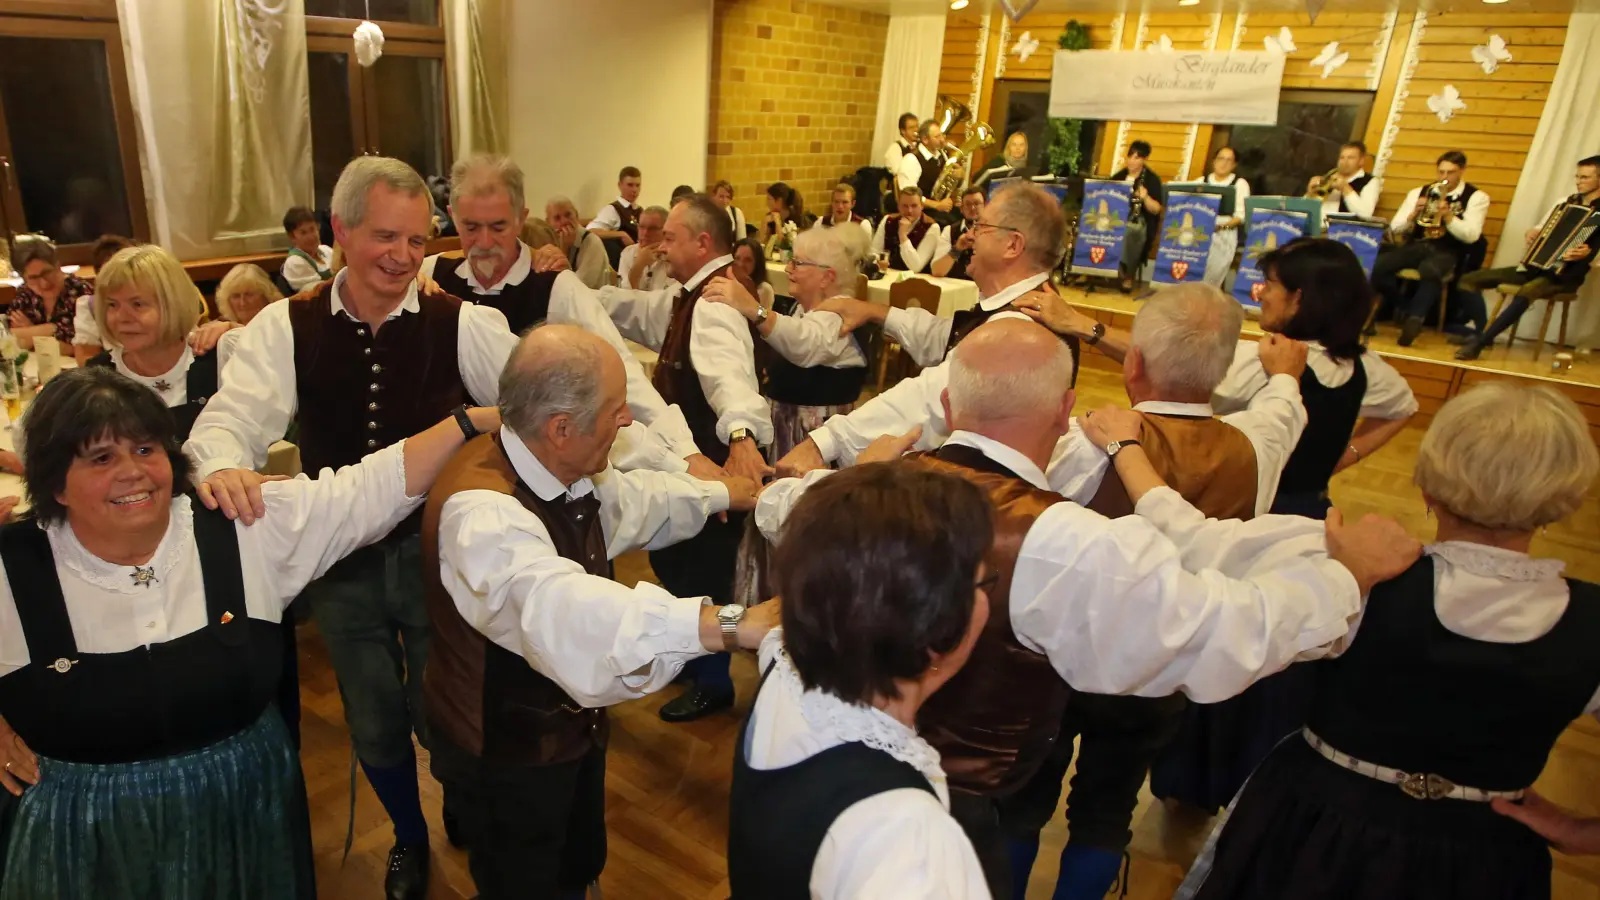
[1307,168,1343,199]
[1416,179,1450,239]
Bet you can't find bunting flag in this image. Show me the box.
[1231,208,1310,310]
[1152,191,1221,285]
[1071,179,1130,277]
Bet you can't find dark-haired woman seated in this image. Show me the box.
[0,366,498,900]
[728,463,994,899]
[1175,382,1600,900]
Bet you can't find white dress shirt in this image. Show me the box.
[1388,182,1492,245]
[1320,170,1382,219]
[183,270,514,480]
[897,145,944,193]
[586,197,638,233]
[1203,173,1252,228]
[764,301,868,370]
[0,441,417,677]
[758,431,1364,702]
[728,206,748,240]
[72,295,100,347]
[434,425,730,707]
[872,217,942,276]
[883,139,917,172]
[595,255,775,446]
[280,245,335,293]
[1212,340,1418,421]
[1046,377,1306,518]
[419,245,697,472]
[616,244,676,292]
[814,216,876,243]
[808,272,1052,463]
[744,630,991,899]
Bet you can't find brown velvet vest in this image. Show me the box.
[1085,413,1259,521]
[883,215,935,273]
[907,444,1068,796]
[420,433,609,767]
[649,262,760,464]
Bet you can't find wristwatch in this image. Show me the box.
[717,604,747,651]
[729,427,753,444]
[753,306,769,324]
[1085,322,1106,346]
[1105,438,1142,458]
[452,404,480,441]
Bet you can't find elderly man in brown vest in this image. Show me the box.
[756,317,1419,899]
[421,323,768,899]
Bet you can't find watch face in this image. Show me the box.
[719,604,747,622]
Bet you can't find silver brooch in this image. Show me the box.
[51,658,77,673]
[130,565,159,589]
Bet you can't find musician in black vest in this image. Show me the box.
[1111,140,1165,294]
[184,155,529,900]
[777,181,1082,474]
[882,111,921,170]
[1456,155,1600,360]
[423,324,770,900]
[585,165,643,248]
[932,186,986,280]
[1308,140,1382,219]
[593,195,775,722]
[871,186,942,274]
[896,118,957,216]
[1373,150,1493,347]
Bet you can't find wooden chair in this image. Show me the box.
[875,278,943,391]
[1395,267,1453,333]
[1494,283,1577,362]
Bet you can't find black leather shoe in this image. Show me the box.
[1446,331,1474,345]
[659,685,735,722]
[1455,338,1485,360]
[385,841,430,900]
[1397,315,1425,347]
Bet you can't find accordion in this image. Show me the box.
[1522,202,1600,275]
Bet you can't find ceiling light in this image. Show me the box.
[951,0,969,8]
[1179,0,1200,6]
[1481,0,1509,4]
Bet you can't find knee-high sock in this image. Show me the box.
[1006,837,1040,900]
[362,750,428,845]
[1053,843,1124,900]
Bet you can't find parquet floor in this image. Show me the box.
[299,359,1600,900]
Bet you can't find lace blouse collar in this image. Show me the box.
[1428,541,1566,583]
[45,496,195,594]
[768,643,951,806]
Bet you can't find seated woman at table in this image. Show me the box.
[727,462,994,899]
[762,182,810,246]
[1173,380,1600,900]
[88,245,235,443]
[70,234,135,364]
[733,238,777,312]
[7,235,92,351]
[215,263,283,327]
[0,365,498,900]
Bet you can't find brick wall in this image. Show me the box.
[708,0,890,231]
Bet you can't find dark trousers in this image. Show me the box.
[1121,218,1152,281]
[1373,241,1457,321]
[950,788,1013,900]
[430,735,608,900]
[998,693,1187,853]
[1459,267,1564,343]
[648,513,744,693]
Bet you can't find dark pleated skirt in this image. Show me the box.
[1149,662,1319,814]
[0,710,314,900]
[1182,737,1551,900]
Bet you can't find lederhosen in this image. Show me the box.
[429,260,561,336]
[883,215,936,274]
[87,351,218,444]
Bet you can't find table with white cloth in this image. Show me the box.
[767,270,981,319]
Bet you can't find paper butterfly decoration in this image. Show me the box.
[1263,26,1297,55]
[1427,85,1467,123]
[998,0,1041,22]
[1012,31,1041,63]
[1471,34,1513,74]
[1147,34,1175,54]
[1310,41,1349,78]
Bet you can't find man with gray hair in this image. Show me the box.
[755,316,1418,899]
[420,323,768,899]
[547,195,611,289]
[618,204,674,291]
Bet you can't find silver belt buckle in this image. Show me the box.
[1399,771,1455,800]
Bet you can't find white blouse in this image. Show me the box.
[743,631,991,899]
[764,301,867,370]
[1212,339,1418,421]
[0,441,418,677]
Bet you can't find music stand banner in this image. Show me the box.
[1324,218,1386,277]
[1231,208,1308,310]
[1152,191,1221,285]
[1071,178,1128,277]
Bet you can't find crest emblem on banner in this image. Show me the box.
[1089,246,1106,264]
[1170,261,1189,280]
[1250,282,1266,300]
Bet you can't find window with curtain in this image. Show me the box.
[305,1,450,208]
[0,2,148,264]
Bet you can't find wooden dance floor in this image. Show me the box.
[297,318,1600,899]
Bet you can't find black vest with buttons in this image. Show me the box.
[1409,182,1479,252]
[428,258,559,336]
[88,350,218,444]
[917,149,946,198]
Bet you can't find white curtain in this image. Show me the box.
[444,0,510,158]
[118,0,312,259]
[1491,12,1599,347]
[872,14,946,167]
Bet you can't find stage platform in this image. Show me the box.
[1062,287,1600,442]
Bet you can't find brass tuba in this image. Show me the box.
[931,94,997,200]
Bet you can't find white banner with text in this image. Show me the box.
[1049,50,1285,125]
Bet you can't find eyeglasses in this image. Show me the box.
[785,257,832,272]
[970,222,1023,238]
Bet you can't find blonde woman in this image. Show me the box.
[90,245,230,441]
[1161,382,1600,900]
[215,263,283,326]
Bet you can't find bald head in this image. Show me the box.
[499,324,620,438]
[947,318,1076,427]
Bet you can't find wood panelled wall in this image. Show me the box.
[940,8,1572,256]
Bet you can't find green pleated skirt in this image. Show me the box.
[0,710,314,900]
